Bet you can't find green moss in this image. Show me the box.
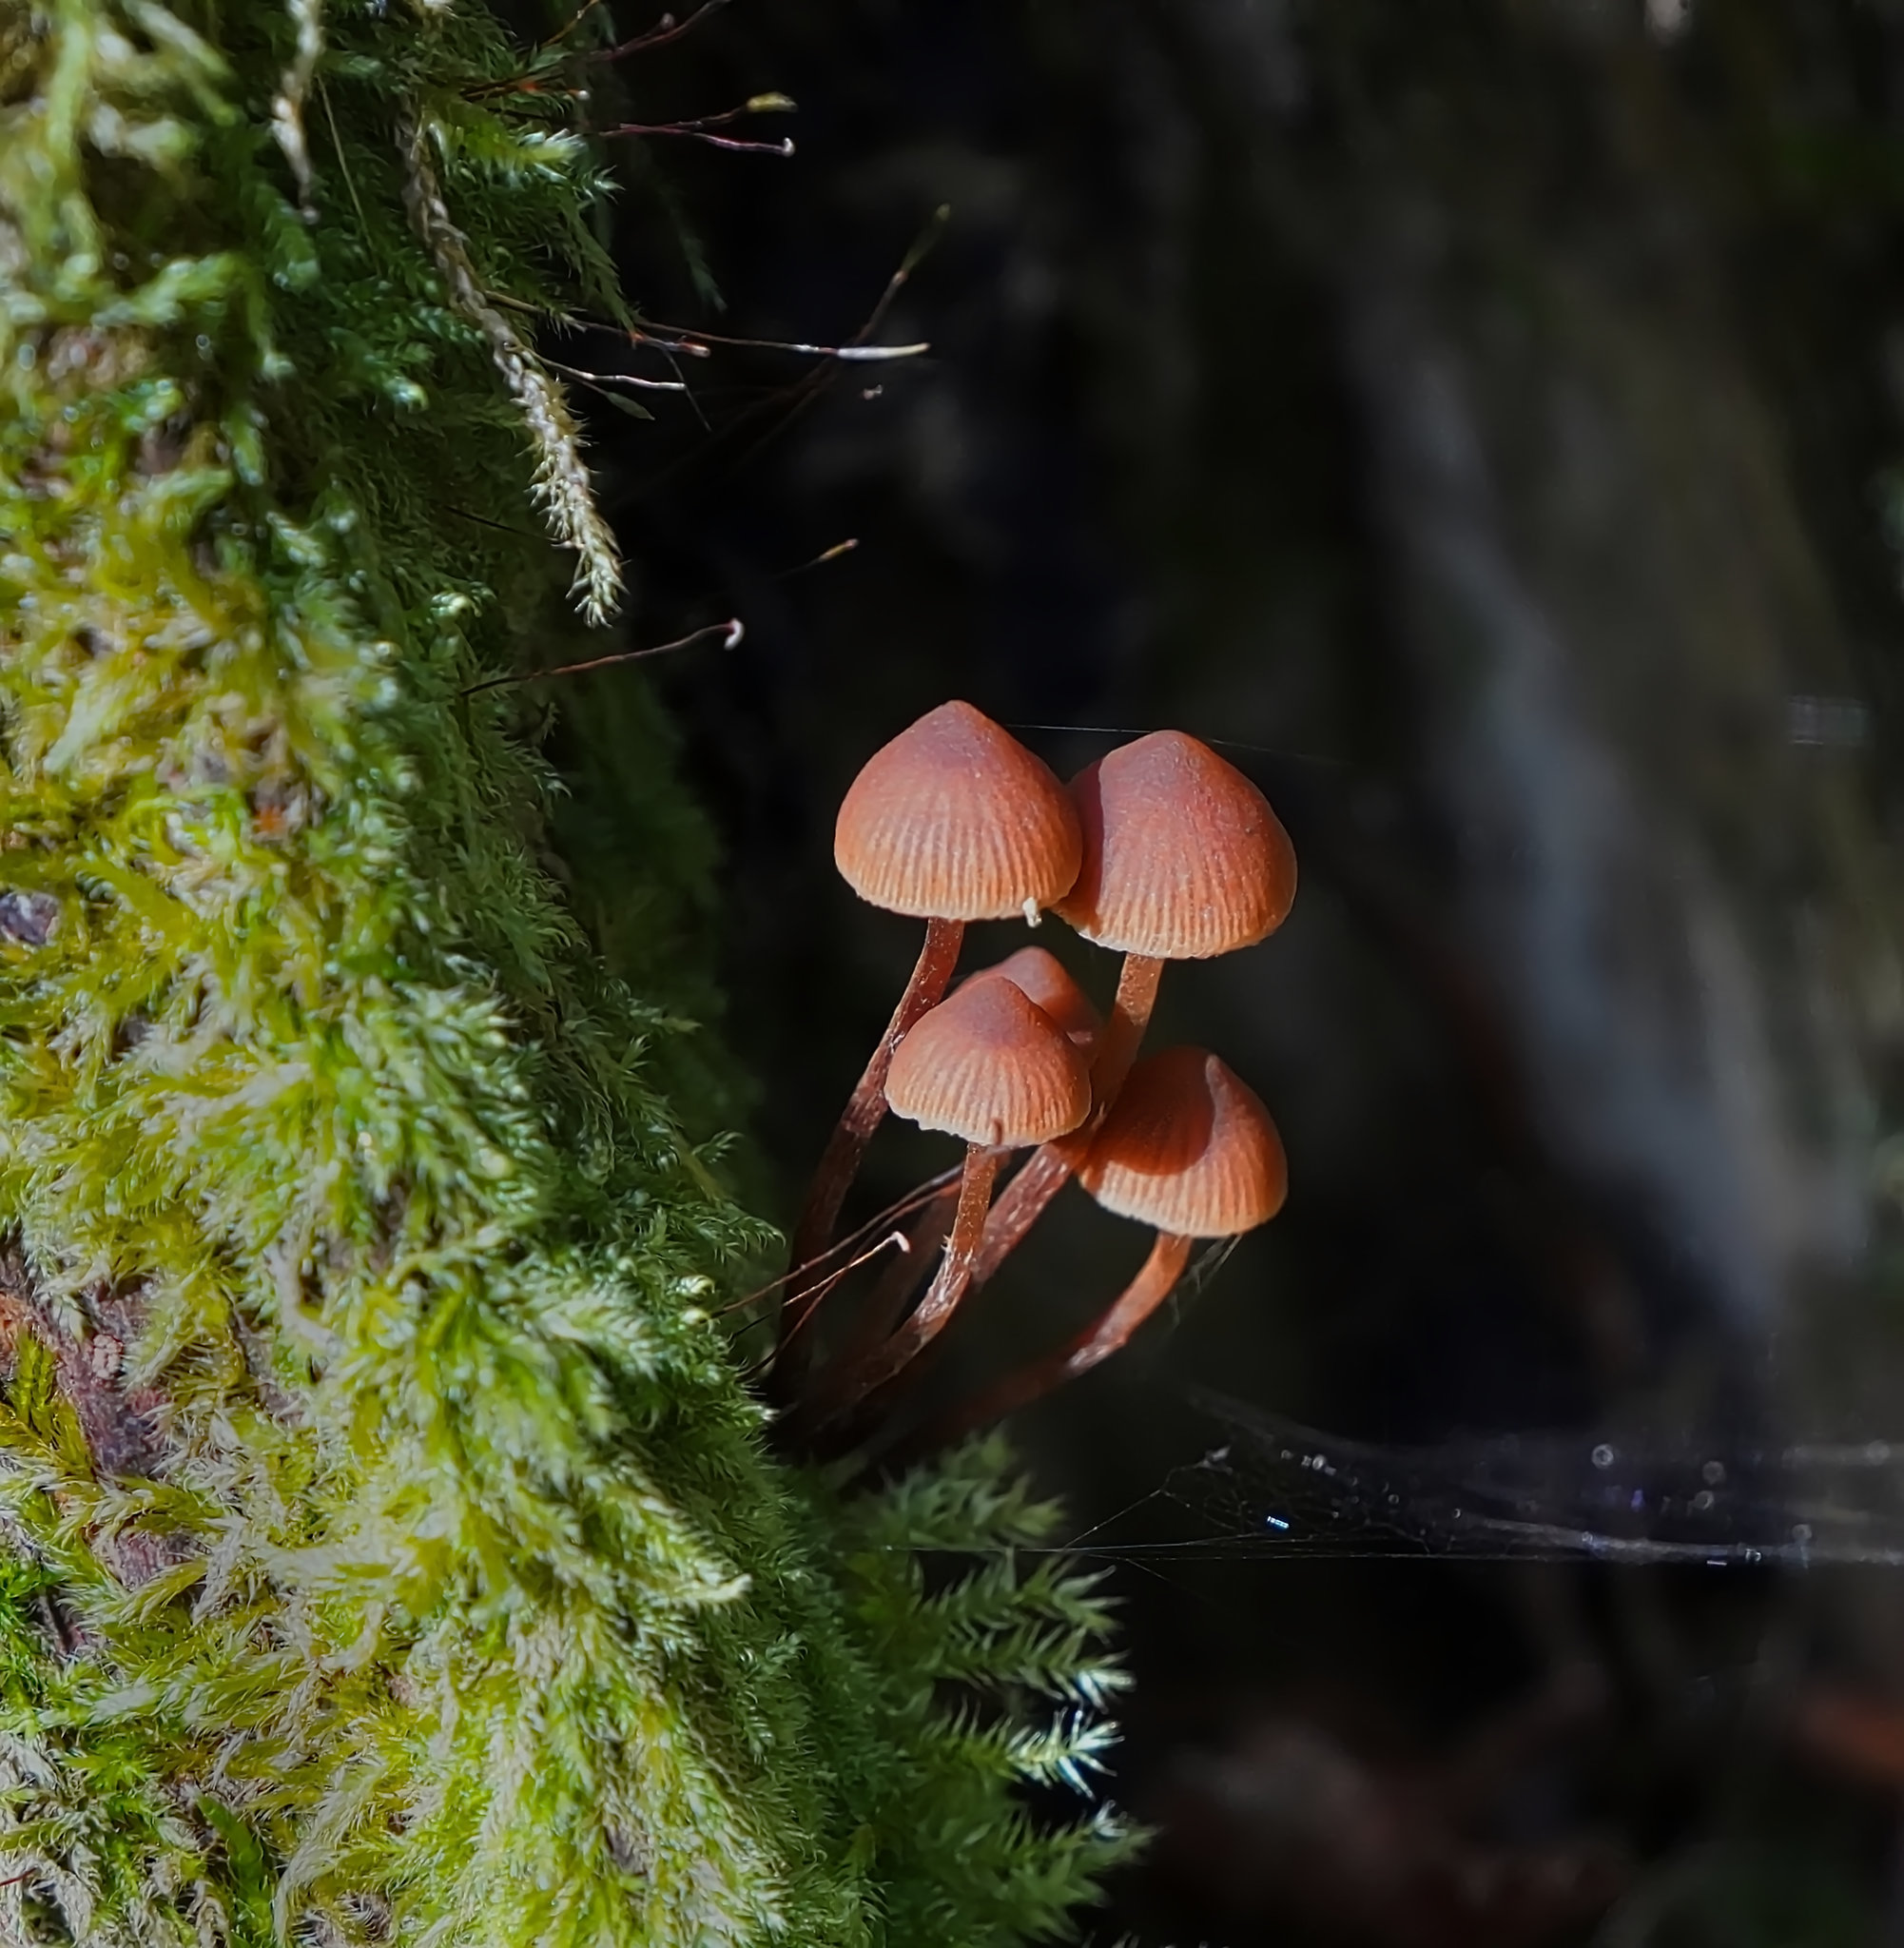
[0,4,1130,1942]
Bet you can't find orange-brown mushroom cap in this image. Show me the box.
[1078,1045,1287,1237]
[835,701,1083,921]
[885,976,1092,1149]
[1054,730,1296,957]
[959,945,1101,1048]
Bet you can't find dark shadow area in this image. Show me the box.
[553,1,1904,1938]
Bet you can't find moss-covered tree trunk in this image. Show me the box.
[0,5,1127,1943]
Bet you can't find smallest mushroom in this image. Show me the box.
[958,945,1101,1051]
[913,1045,1285,1451]
[823,947,1105,1389]
[810,975,1091,1422]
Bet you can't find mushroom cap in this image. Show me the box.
[959,945,1101,1049]
[885,975,1092,1148]
[1078,1045,1287,1237]
[835,701,1083,921]
[1054,730,1296,958]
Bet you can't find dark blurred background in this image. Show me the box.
[551,1,1904,1939]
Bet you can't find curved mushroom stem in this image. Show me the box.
[969,1129,1089,1286]
[778,916,964,1365]
[811,1141,1001,1422]
[903,1231,1194,1459]
[967,952,1165,1289]
[1091,953,1165,1104]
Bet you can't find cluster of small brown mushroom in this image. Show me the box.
[773,700,1296,1458]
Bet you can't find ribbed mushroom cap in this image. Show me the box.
[960,946,1101,1048]
[1078,1046,1287,1237]
[1054,730,1296,958]
[885,975,1092,1148]
[835,701,1083,921]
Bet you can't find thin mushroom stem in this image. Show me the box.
[969,1128,1089,1286]
[814,1179,958,1393]
[778,915,964,1362]
[812,1141,1001,1421]
[731,1162,962,1317]
[1091,953,1165,1103]
[803,1154,1021,1457]
[903,1231,1194,1459]
[967,953,1166,1290]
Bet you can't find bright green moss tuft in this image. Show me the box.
[0,4,1131,1942]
